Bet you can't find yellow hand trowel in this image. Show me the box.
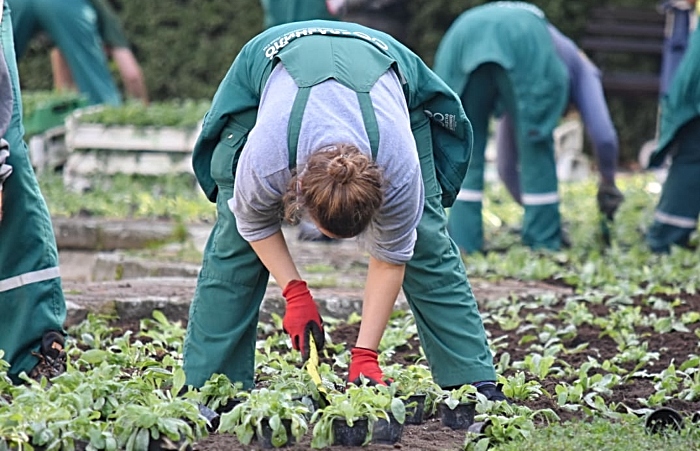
[305,334,330,407]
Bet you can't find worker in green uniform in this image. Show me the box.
[433,2,570,253]
[646,24,700,253]
[8,0,120,105]
[260,0,336,29]
[0,0,67,384]
[185,20,507,401]
[50,0,148,104]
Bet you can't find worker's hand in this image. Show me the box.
[596,182,624,220]
[0,142,12,188]
[282,280,325,361]
[347,347,388,386]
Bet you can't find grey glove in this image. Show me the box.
[597,182,624,220]
[0,140,12,188]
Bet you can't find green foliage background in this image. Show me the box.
[16,0,660,163]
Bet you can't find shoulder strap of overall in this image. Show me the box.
[287,87,379,171]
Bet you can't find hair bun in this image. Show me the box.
[328,153,358,184]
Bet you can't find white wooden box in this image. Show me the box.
[63,107,202,188]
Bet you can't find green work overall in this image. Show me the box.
[647,26,700,252]
[260,0,335,29]
[433,3,569,253]
[186,20,496,389]
[0,1,66,382]
[8,0,120,105]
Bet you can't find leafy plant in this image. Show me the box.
[383,363,442,415]
[310,384,396,449]
[139,310,186,352]
[501,372,546,402]
[190,373,245,413]
[217,388,309,447]
[440,384,478,410]
[378,310,418,354]
[112,394,204,451]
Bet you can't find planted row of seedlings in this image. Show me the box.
[5,289,700,450]
[196,314,531,449]
[1,311,530,451]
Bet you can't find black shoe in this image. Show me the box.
[28,330,66,381]
[476,383,509,403]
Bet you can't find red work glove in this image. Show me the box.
[347,347,389,386]
[282,280,325,361]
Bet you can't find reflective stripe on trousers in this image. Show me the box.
[654,210,698,229]
[0,267,61,293]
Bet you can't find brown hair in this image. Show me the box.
[283,144,384,238]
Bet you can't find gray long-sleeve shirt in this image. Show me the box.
[229,64,424,264]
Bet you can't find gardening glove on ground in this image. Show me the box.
[347,347,388,386]
[596,182,624,220]
[282,280,325,361]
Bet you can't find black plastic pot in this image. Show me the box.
[218,397,245,414]
[371,413,404,445]
[147,437,192,451]
[645,407,684,434]
[332,418,370,446]
[256,418,295,449]
[26,439,90,451]
[437,402,475,430]
[199,397,245,432]
[198,403,220,432]
[404,394,427,425]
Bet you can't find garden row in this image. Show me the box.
[0,311,535,451]
[4,277,700,451]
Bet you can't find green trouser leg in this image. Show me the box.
[182,185,270,389]
[407,107,496,388]
[447,64,501,253]
[9,0,120,105]
[517,136,560,251]
[450,63,560,251]
[404,195,496,387]
[647,118,700,253]
[0,4,65,382]
[447,131,485,253]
